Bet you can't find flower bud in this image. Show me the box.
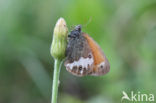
[50,18,68,60]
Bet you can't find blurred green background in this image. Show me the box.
[0,0,156,103]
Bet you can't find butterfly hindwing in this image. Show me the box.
[82,33,110,76]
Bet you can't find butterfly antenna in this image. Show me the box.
[69,17,92,31]
[82,17,92,28]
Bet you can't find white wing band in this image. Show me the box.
[66,57,94,70]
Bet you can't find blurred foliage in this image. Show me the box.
[0,0,156,103]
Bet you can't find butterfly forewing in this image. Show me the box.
[64,34,94,76]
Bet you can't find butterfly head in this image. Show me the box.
[68,25,82,38]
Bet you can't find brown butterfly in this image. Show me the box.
[64,25,110,76]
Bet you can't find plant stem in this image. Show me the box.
[51,59,62,103]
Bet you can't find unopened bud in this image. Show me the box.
[50,18,68,60]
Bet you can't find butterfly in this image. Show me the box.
[64,25,110,76]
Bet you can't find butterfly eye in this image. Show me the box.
[75,25,81,32]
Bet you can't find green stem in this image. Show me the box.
[51,59,62,103]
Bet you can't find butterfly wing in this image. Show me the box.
[82,33,110,76]
[64,35,94,77]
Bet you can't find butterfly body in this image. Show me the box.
[64,25,110,76]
